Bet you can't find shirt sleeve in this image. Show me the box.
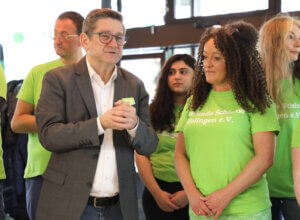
[175,97,192,132]
[0,64,6,100]
[127,118,139,139]
[17,68,35,104]
[249,102,280,135]
[96,117,105,135]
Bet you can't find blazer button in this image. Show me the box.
[86,182,92,188]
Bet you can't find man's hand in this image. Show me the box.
[100,100,138,130]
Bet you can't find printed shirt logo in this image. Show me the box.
[278,103,300,119]
[188,109,245,125]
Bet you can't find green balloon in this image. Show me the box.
[13,32,24,43]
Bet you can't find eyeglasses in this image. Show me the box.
[51,33,79,41]
[90,32,127,46]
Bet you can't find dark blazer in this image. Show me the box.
[35,57,158,220]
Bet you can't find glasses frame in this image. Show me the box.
[89,32,128,46]
[51,33,79,41]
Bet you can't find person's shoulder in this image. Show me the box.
[29,59,64,77]
[45,59,85,82]
[45,64,74,81]
[31,59,63,72]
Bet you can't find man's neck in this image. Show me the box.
[60,51,82,65]
[173,94,187,106]
[87,57,115,84]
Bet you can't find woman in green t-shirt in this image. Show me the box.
[292,118,300,206]
[175,21,279,220]
[136,54,195,220]
[259,15,300,219]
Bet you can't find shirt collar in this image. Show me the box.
[86,57,118,83]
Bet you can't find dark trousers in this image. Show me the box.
[25,176,43,220]
[142,178,189,220]
[271,197,300,220]
[0,180,6,220]
[80,199,123,220]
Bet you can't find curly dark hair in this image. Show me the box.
[150,54,196,132]
[191,21,271,114]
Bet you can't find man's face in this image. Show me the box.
[53,18,81,59]
[82,18,124,66]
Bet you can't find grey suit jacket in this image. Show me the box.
[35,57,158,220]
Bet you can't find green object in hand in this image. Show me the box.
[122,97,135,106]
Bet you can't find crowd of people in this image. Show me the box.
[0,7,300,220]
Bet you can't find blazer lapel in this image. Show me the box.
[114,67,128,103]
[74,57,98,118]
[113,67,130,147]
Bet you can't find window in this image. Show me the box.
[194,0,268,16]
[173,47,192,55]
[114,0,166,29]
[175,0,192,19]
[174,0,268,18]
[120,57,162,102]
[281,0,300,12]
[0,0,100,81]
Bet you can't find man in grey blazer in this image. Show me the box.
[35,8,158,220]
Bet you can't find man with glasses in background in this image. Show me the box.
[34,8,158,220]
[11,11,84,220]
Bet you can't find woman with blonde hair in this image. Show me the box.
[292,114,300,206]
[259,14,300,219]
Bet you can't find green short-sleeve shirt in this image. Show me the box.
[0,64,7,179]
[267,79,300,198]
[150,105,183,182]
[17,59,63,178]
[176,90,279,218]
[292,118,300,147]
[0,64,6,99]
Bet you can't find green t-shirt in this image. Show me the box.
[150,105,183,182]
[176,90,279,218]
[292,118,300,147]
[267,79,300,198]
[0,64,7,179]
[17,59,64,178]
[0,64,6,99]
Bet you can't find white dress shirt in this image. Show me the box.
[86,58,137,197]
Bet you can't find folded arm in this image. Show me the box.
[36,72,100,153]
[130,81,158,156]
[136,153,181,212]
[11,100,37,133]
[175,132,212,217]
